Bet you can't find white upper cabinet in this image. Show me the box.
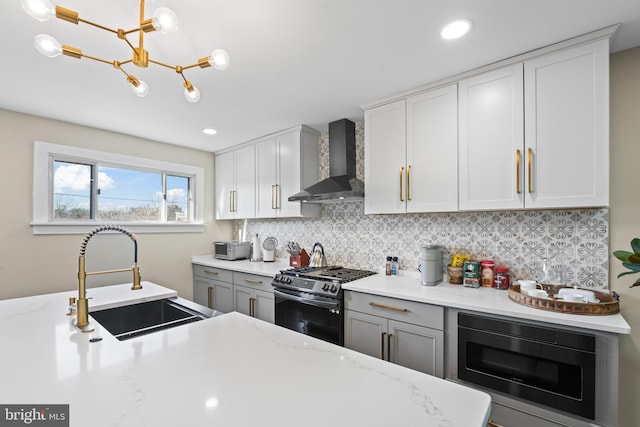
[254,126,320,219]
[364,84,458,214]
[459,39,609,210]
[524,39,609,208]
[406,85,458,212]
[215,144,256,220]
[364,99,407,214]
[458,64,524,211]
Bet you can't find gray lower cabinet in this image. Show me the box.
[344,291,444,378]
[193,265,275,323]
[192,265,234,313]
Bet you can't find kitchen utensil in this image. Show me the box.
[309,242,327,267]
[418,245,443,286]
[262,237,278,262]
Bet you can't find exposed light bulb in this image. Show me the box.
[184,85,200,103]
[130,79,149,97]
[153,7,179,35]
[21,0,55,21]
[34,34,62,57]
[208,49,230,71]
[441,19,472,40]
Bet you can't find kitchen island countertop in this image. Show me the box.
[0,282,491,427]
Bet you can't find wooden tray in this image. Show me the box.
[508,285,620,315]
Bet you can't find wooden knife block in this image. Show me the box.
[290,249,310,267]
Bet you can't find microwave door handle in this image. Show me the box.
[273,289,339,310]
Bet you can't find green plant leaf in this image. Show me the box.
[630,253,640,264]
[631,238,640,254]
[631,277,640,288]
[618,270,640,278]
[622,262,640,271]
[614,250,633,262]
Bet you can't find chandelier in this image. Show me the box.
[21,0,230,103]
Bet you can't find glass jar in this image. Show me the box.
[494,267,510,290]
[481,260,495,288]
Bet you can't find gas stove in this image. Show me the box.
[271,266,376,298]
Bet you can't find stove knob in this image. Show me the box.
[322,283,330,291]
[286,277,293,284]
[330,284,338,293]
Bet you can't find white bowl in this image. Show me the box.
[562,293,585,302]
[527,289,548,298]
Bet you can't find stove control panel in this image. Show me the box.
[272,274,341,297]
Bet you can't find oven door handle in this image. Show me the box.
[273,289,340,310]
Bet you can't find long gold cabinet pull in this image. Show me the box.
[207,287,213,309]
[244,278,263,284]
[399,167,404,201]
[271,185,277,209]
[229,190,237,212]
[527,148,533,193]
[381,332,386,360]
[387,333,392,361]
[516,149,521,194]
[249,297,255,317]
[407,165,412,201]
[369,301,409,312]
[275,184,281,209]
[487,420,504,427]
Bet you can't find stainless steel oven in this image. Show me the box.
[272,266,376,346]
[457,312,596,420]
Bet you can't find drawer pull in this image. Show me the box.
[487,420,504,427]
[369,302,409,312]
[203,269,219,275]
[244,278,263,284]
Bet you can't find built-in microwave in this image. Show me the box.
[213,241,250,260]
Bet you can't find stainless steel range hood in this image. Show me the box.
[288,119,364,203]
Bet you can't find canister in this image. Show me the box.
[419,245,443,286]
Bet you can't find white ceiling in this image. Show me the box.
[1,0,640,153]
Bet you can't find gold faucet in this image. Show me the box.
[75,225,142,333]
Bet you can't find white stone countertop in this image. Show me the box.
[0,282,491,427]
[192,254,290,277]
[343,271,631,334]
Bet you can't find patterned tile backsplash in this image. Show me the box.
[234,122,609,289]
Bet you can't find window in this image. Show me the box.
[34,142,205,234]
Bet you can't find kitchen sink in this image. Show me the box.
[90,297,214,341]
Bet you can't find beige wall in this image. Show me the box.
[610,46,640,427]
[0,109,231,300]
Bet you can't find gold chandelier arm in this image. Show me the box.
[78,18,118,34]
[79,53,117,66]
[149,58,178,70]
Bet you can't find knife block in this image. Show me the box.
[290,249,310,267]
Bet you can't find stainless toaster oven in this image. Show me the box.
[213,241,251,260]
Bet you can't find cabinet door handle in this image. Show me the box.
[275,184,281,209]
[487,420,504,427]
[271,185,277,209]
[249,297,255,317]
[387,333,392,362]
[399,167,404,201]
[407,165,411,201]
[381,332,386,360]
[229,191,234,212]
[369,302,409,312]
[516,149,521,194]
[203,270,219,276]
[244,278,263,284]
[527,147,533,193]
[207,286,213,309]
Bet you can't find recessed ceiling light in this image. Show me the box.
[441,19,472,40]
[202,128,217,135]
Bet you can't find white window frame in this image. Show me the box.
[32,141,205,234]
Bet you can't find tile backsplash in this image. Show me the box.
[234,122,609,289]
